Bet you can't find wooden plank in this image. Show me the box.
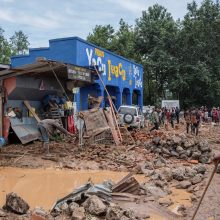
[23,100,41,123]
[103,109,120,146]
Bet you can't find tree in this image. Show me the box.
[112,19,136,60]
[173,0,220,107]
[10,30,30,55]
[0,27,11,64]
[87,25,115,51]
[135,4,178,105]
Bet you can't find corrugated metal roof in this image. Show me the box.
[0,61,63,80]
[0,60,95,81]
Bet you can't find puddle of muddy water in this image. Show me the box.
[167,187,192,215]
[0,167,193,220]
[0,167,146,210]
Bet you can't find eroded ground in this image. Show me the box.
[0,122,220,219]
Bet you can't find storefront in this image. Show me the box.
[0,61,97,144]
[11,37,143,111]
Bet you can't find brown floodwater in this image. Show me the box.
[0,167,147,210]
[0,167,192,220]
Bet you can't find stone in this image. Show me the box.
[199,155,209,164]
[69,202,80,213]
[154,148,162,154]
[152,137,161,145]
[162,147,170,155]
[143,161,154,170]
[176,180,192,189]
[191,151,202,160]
[31,207,47,220]
[170,151,179,157]
[106,205,124,220]
[136,140,141,146]
[4,192,30,214]
[158,197,173,207]
[123,209,134,219]
[172,168,185,181]
[184,141,193,148]
[185,167,197,178]
[0,208,6,217]
[120,215,130,220]
[142,184,167,198]
[83,195,107,216]
[154,158,166,168]
[154,180,167,188]
[191,146,199,153]
[179,153,188,160]
[194,164,206,174]
[72,207,86,220]
[186,149,192,157]
[160,168,173,182]
[172,136,182,145]
[60,202,69,213]
[199,141,210,152]
[176,146,184,154]
[191,174,203,185]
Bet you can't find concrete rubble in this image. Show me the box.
[145,134,213,163]
[3,192,30,215]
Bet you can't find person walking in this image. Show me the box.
[150,108,159,131]
[170,108,176,128]
[175,107,180,124]
[185,110,191,133]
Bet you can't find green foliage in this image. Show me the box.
[0,28,11,64]
[0,28,29,64]
[10,31,30,55]
[87,0,220,108]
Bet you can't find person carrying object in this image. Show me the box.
[38,119,74,154]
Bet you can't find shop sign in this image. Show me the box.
[67,65,91,82]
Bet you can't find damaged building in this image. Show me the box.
[0,37,143,145]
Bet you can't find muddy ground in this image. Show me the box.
[0,122,220,220]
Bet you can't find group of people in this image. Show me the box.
[150,105,220,135]
[150,107,180,132]
[198,106,220,123]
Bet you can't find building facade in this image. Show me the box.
[11,37,143,111]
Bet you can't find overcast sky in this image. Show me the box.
[0,0,204,48]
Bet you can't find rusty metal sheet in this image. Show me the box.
[10,117,41,144]
[112,173,140,195]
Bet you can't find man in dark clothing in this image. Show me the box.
[170,109,176,128]
[38,119,74,153]
[175,107,180,124]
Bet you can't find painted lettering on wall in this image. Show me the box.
[86,48,106,75]
[95,48,104,57]
[133,65,142,88]
[107,60,126,81]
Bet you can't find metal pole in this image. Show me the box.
[191,162,218,220]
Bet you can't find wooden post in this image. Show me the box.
[0,80,3,137]
[93,65,122,142]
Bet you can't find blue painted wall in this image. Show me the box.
[11,37,143,111]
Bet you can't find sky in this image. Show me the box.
[0,0,204,48]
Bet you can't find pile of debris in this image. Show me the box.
[145,135,212,163]
[0,174,144,220]
[130,130,164,143]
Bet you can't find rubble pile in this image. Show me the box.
[131,130,164,143]
[145,135,212,163]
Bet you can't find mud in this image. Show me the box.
[0,167,147,210]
